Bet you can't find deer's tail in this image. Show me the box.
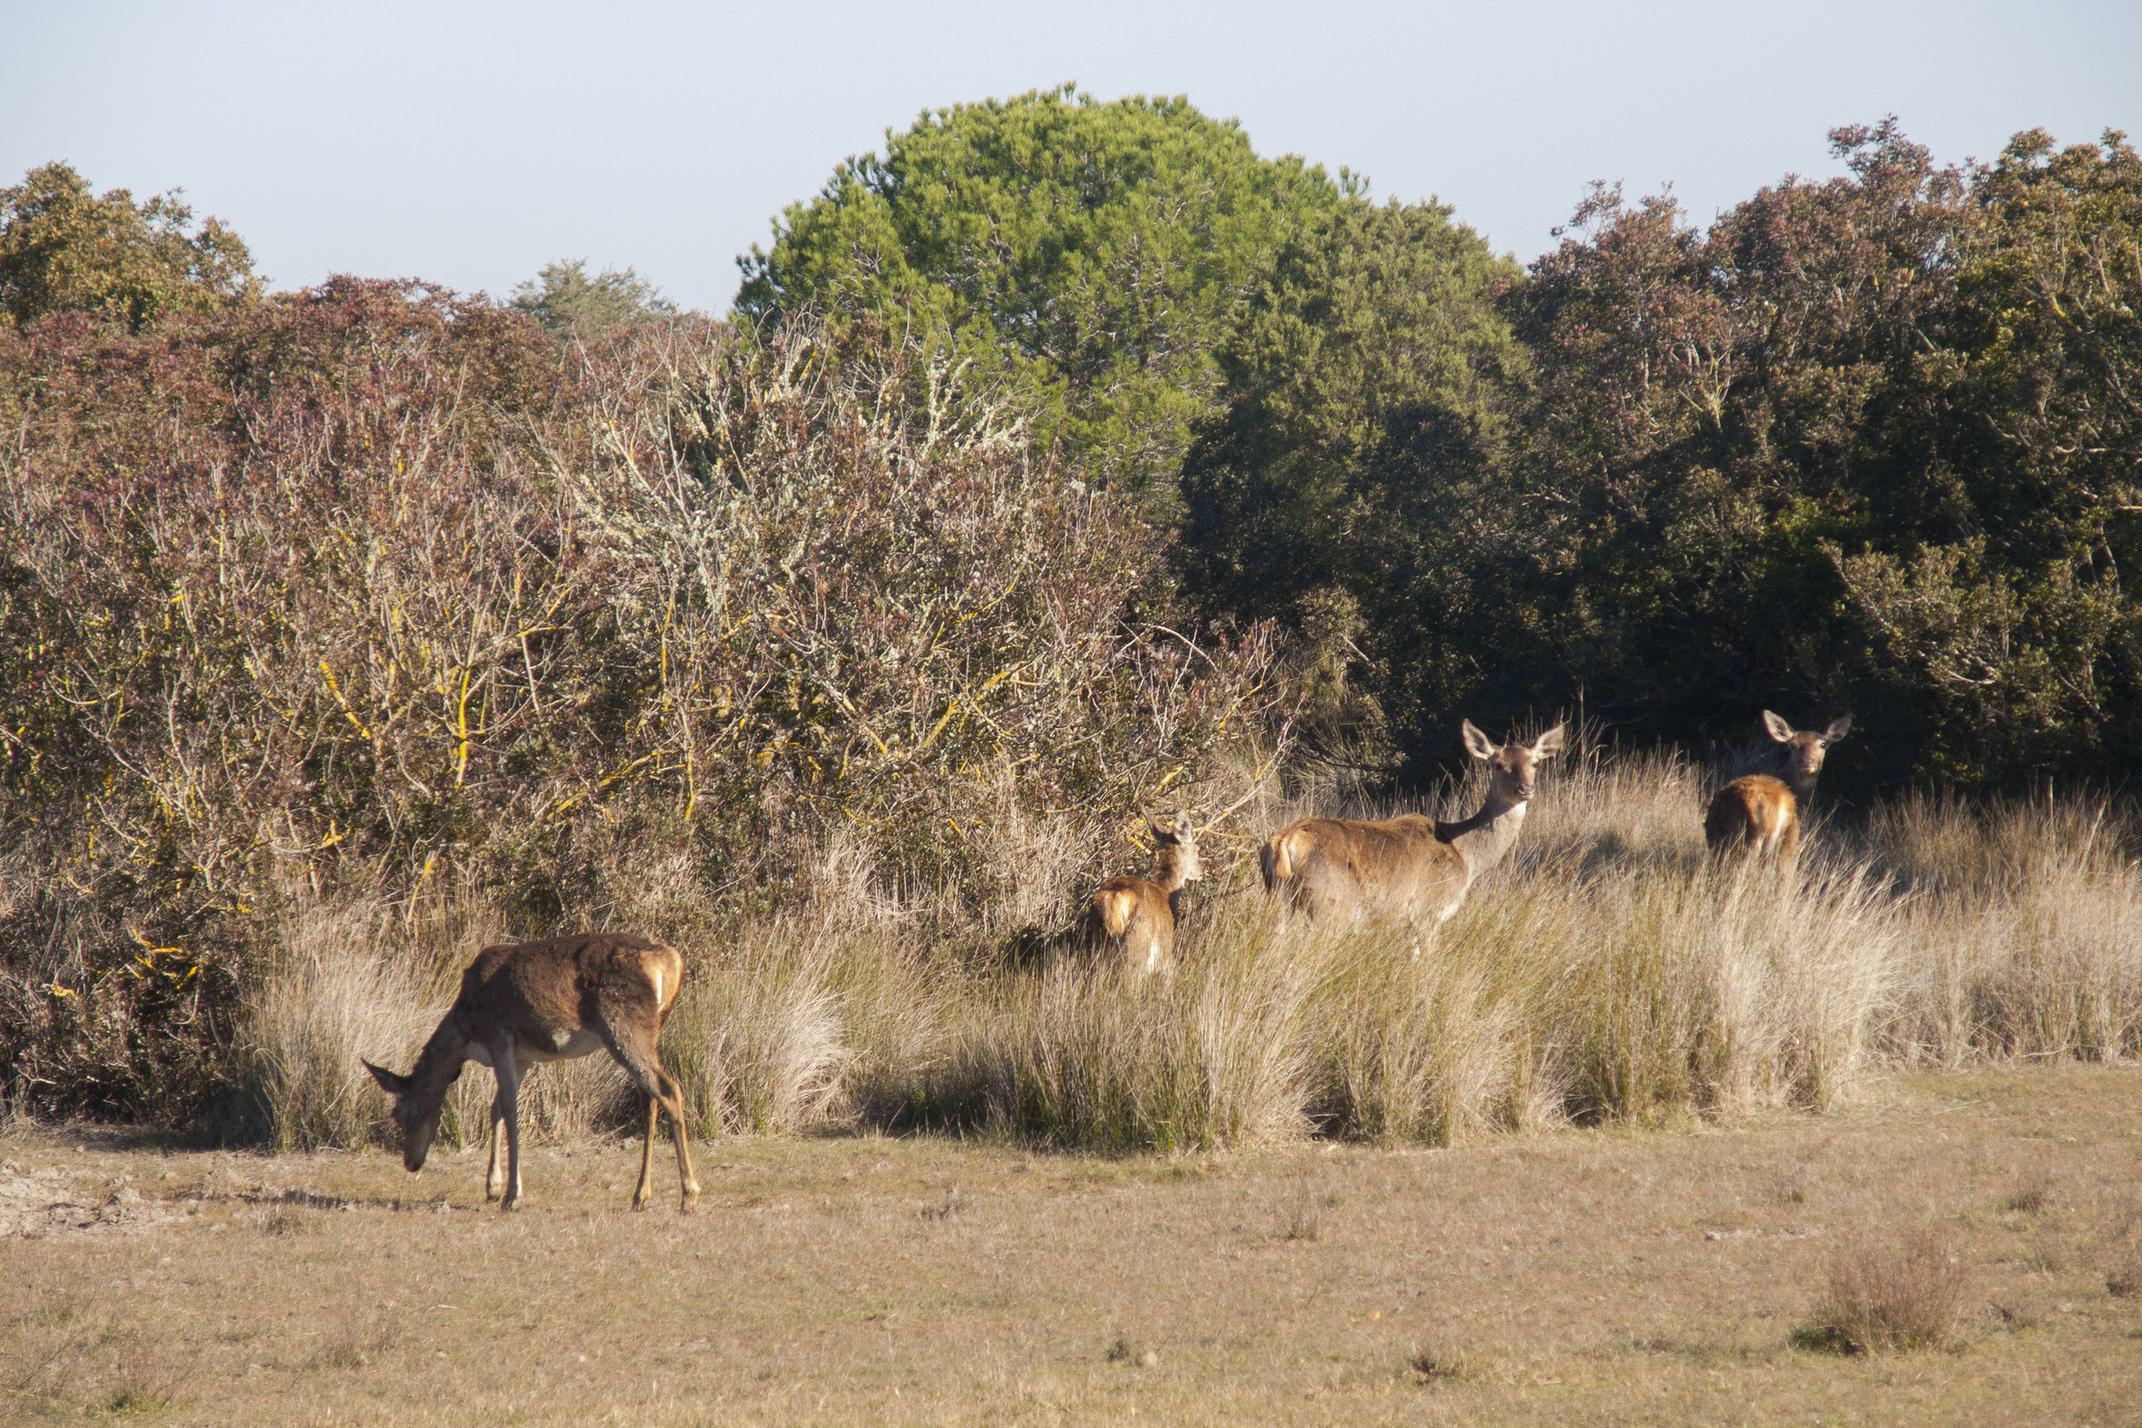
[1261,828,1304,891]
[1089,889,1135,940]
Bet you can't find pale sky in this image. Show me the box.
[4,1,2137,313]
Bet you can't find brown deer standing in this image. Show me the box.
[1081,812,1204,977]
[1704,711,1853,862]
[1262,721,1565,924]
[362,932,699,1212]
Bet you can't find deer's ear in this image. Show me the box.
[1460,719,1499,761]
[1821,713,1854,744]
[362,1059,410,1099]
[1760,710,1797,743]
[1530,724,1566,759]
[1148,816,1178,844]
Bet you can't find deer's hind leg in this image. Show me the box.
[634,1091,661,1210]
[485,1060,533,1201]
[601,1018,699,1213]
[484,1038,526,1211]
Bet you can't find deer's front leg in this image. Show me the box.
[485,1090,508,1201]
[490,1048,524,1211]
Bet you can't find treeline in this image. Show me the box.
[742,94,2140,792]
[2,92,2138,1120]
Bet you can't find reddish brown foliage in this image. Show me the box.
[0,288,1283,1120]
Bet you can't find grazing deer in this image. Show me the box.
[1081,812,1204,978]
[362,932,699,1212]
[1262,721,1566,924]
[1704,711,1853,862]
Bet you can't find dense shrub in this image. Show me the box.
[1477,125,2140,789]
[0,286,1284,1120]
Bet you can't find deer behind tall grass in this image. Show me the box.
[1262,722,1566,924]
[1080,813,1204,978]
[1705,711,1853,863]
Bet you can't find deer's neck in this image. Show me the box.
[406,1016,472,1113]
[1150,846,1193,895]
[1778,763,1820,802]
[1436,796,1529,879]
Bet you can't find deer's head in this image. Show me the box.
[1462,720,1566,805]
[362,1059,449,1173]
[1761,710,1853,785]
[1151,812,1204,884]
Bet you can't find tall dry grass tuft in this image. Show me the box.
[1875,795,2142,1065]
[1865,792,2131,899]
[1515,744,1711,882]
[821,932,965,1131]
[950,914,1316,1152]
[241,897,437,1152]
[1304,913,1532,1146]
[1555,860,1899,1120]
[664,925,856,1136]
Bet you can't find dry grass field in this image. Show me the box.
[9,749,2139,1424]
[228,754,2142,1165]
[5,1065,2140,1426]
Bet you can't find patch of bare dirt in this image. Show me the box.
[0,1158,180,1237]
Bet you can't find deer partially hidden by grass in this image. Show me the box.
[1081,812,1204,978]
[1262,721,1566,925]
[362,932,699,1212]
[1704,711,1853,863]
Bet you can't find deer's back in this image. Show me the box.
[1705,775,1797,850]
[1266,814,1466,916]
[455,933,685,1042]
